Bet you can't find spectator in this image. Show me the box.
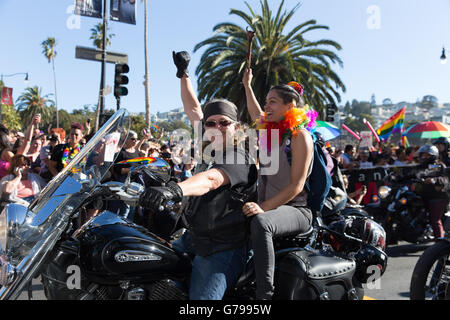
[0,154,46,206]
[394,148,407,166]
[39,134,60,181]
[358,148,373,169]
[340,144,355,169]
[113,130,140,183]
[48,122,84,177]
[0,124,14,179]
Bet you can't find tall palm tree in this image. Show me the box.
[194,0,345,121]
[41,37,59,127]
[143,0,151,129]
[90,22,115,50]
[15,86,54,128]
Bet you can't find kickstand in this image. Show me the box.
[27,281,33,300]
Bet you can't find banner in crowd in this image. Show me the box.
[343,164,421,205]
[74,0,103,18]
[1,87,13,105]
[110,0,136,25]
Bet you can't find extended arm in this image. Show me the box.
[243,68,264,122]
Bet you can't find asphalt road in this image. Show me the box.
[16,240,432,301]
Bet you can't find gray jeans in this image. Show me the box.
[250,205,312,299]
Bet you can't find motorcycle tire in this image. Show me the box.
[410,240,450,300]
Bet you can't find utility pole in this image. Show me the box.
[95,0,108,132]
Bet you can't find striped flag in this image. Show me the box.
[376,107,406,141]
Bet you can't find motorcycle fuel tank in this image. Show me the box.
[75,211,191,285]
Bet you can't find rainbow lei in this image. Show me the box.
[61,144,81,167]
[256,105,318,151]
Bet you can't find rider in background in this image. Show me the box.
[433,137,450,166]
[415,145,449,240]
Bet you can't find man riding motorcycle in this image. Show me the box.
[414,145,449,240]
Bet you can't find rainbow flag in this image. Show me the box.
[376,106,406,141]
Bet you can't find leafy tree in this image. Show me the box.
[1,105,22,131]
[382,98,393,107]
[15,86,54,128]
[421,95,438,110]
[90,23,115,50]
[194,0,345,121]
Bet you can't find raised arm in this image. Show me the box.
[173,51,203,124]
[242,68,264,122]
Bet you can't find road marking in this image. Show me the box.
[363,296,376,300]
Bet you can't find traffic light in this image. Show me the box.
[114,63,129,97]
[325,103,337,122]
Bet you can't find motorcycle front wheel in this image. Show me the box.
[410,240,450,300]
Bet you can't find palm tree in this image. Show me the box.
[15,86,54,128]
[41,37,59,127]
[194,0,345,121]
[142,0,151,129]
[90,23,115,50]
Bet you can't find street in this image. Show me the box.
[16,240,432,301]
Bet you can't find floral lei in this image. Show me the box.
[61,144,81,167]
[255,105,318,151]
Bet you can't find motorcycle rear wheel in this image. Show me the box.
[410,241,450,300]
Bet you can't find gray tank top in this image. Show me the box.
[258,133,313,207]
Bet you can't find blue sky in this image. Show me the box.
[1,0,450,116]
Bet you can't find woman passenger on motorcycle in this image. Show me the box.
[242,68,315,300]
[137,51,257,300]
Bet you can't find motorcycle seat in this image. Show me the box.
[273,226,314,249]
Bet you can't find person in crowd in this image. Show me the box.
[180,157,194,181]
[242,67,314,300]
[394,147,407,166]
[137,51,258,300]
[39,134,60,181]
[358,148,374,169]
[113,130,141,183]
[0,124,14,179]
[0,154,46,206]
[25,136,43,164]
[340,144,355,169]
[48,122,84,177]
[433,137,450,166]
[342,174,367,205]
[139,142,151,157]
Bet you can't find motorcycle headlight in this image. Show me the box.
[378,186,391,199]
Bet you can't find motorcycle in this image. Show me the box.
[0,109,387,300]
[410,236,450,300]
[365,173,436,245]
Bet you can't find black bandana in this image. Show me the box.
[203,100,238,122]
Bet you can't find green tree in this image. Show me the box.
[41,37,59,127]
[1,105,22,131]
[421,95,438,110]
[15,86,54,128]
[90,23,115,50]
[193,0,345,121]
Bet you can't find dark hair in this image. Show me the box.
[270,84,303,105]
[71,122,84,131]
[7,154,31,175]
[344,144,354,153]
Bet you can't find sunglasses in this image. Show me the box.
[204,120,234,128]
[129,137,138,141]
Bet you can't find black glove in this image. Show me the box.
[139,181,183,211]
[172,51,190,78]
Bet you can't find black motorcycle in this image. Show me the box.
[365,174,435,245]
[410,237,450,300]
[0,109,387,300]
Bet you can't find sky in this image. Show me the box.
[1,0,450,117]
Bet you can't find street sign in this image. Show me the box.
[75,46,128,64]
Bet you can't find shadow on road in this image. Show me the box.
[387,243,433,258]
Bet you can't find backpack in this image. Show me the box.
[285,133,332,214]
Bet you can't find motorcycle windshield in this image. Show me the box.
[0,109,130,299]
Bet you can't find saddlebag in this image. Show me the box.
[274,248,363,300]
